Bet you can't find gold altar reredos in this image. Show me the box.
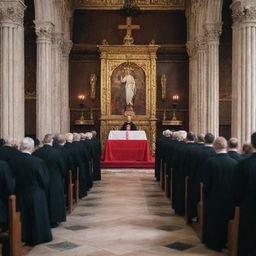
[98,44,159,154]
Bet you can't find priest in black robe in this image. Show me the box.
[233,132,256,256]
[91,131,101,181]
[187,133,215,223]
[227,137,242,161]
[0,138,19,163]
[202,137,237,252]
[33,134,66,227]
[9,137,52,245]
[120,115,137,130]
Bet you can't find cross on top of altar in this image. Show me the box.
[118,16,140,45]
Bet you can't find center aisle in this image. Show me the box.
[27,169,225,256]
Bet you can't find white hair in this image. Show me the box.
[179,130,187,141]
[85,132,93,140]
[163,129,172,137]
[65,133,73,142]
[5,137,14,146]
[73,133,81,141]
[173,131,180,140]
[20,137,34,151]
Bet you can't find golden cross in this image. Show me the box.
[118,16,140,45]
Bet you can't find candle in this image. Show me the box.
[78,94,85,101]
[172,94,179,101]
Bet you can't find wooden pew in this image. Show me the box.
[0,195,22,256]
[74,167,80,204]
[184,176,189,223]
[160,160,166,191]
[228,206,240,256]
[67,170,74,214]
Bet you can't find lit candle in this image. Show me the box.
[172,94,179,101]
[78,94,85,101]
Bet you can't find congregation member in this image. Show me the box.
[72,133,89,197]
[196,133,205,146]
[0,160,15,256]
[91,130,101,181]
[9,137,52,245]
[0,139,5,147]
[33,134,66,228]
[227,137,242,160]
[201,137,237,252]
[233,132,256,256]
[241,143,253,158]
[0,138,19,163]
[171,130,187,214]
[154,129,172,181]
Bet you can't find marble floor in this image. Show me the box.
[26,169,226,256]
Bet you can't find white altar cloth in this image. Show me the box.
[108,131,147,140]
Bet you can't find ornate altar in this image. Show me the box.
[98,44,159,153]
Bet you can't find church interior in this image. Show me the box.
[1,0,256,255]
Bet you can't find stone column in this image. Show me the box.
[231,2,256,144]
[197,36,208,133]
[51,32,63,134]
[0,1,26,142]
[60,40,73,134]
[186,40,199,134]
[35,21,54,140]
[205,23,222,137]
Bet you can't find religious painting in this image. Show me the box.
[111,62,146,115]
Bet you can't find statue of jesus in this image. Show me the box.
[121,68,136,106]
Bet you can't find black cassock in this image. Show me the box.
[0,146,19,163]
[233,153,256,256]
[91,137,101,181]
[202,153,237,251]
[228,150,242,161]
[120,122,137,130]
[81,140,93,189]
[9,152,52,245]
[187,145,215,221]
[33,145,66,224]
[0,160,15,230]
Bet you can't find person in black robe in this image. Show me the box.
[155,130,172,182]
[227,137,242,161]
[233,132,256,256]
[0,160,15,256]
[91,131,101,181]
[0,138,19,163]
[9,137,52,245]
[171,130,187,213]
[72,133,89,197]
[201,137,237,252]
[0,139,5,147]
[187,133,215,223]
[33,134,66,227]
[120,115,137,130]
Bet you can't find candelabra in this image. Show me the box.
[171,94,179,121]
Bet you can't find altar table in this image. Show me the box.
[108,131,147,140]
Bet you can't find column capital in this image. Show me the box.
[62,40,73,56]
[186,40,198,58]
[231,2,256,24]
[196,34,207,51]
[204,22,223,42]
[52,32,64,48]
[34,21,54,41]
[0,0,26,25]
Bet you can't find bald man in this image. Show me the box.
[201,137,237,252]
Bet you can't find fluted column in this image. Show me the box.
[186,41,199,134]
[197,36,208,133]
[35,21,54,140]
[231,2,256,144]
[60,40,73,134]
[0,1,26,141]
[51,32,63,134]
[205,23,222,136]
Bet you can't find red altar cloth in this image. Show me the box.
[101,140,154,168]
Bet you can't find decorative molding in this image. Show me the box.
[0,1,26,25]
[186,40,198,58]
[195,34,207,51]
[62,40,73,56]
[34,21,54,41]
[231,2,256,23]
[204,23,222,42]
[74,0,185,10]
[52,32,64,48]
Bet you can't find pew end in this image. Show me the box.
[67,170,74,214]
[74,168,80,204]
[184,176,189,224]
[197,182,204,241]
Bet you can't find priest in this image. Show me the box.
[201,137,237,252]
[233,132,256,256]
[9,137,52,245]
[121,115,137,130]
